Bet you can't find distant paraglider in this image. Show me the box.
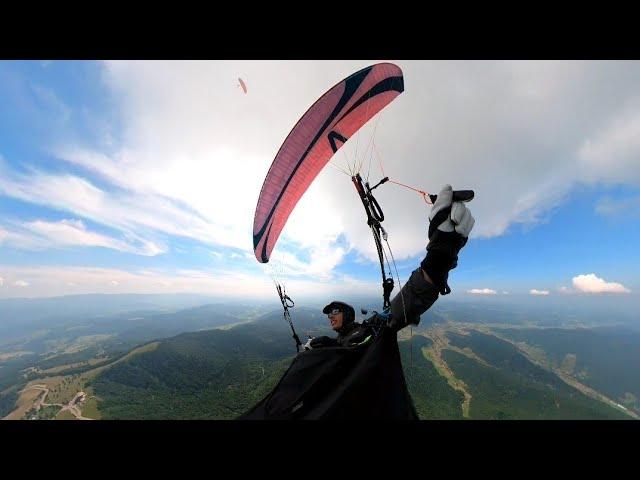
[238,78,247,94]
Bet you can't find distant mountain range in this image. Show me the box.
[1,294,638,420]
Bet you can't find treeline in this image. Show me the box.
[90,354,291,419]
[0,389,20,418]
[89,331,295,419]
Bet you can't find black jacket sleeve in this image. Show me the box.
[388,267,440,332]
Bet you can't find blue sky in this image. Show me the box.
[0,60,638,308]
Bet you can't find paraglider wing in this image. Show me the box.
[239,78,247,93]
[253,63,404,263]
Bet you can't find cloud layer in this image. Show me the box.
[2,61,640,297]
[0,265,378,300]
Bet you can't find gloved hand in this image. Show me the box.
[303,337,314,351]
[420,185,475,295]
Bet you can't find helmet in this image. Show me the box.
[322,301,355,325]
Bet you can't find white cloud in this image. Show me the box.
[502,291,510,295]
[1,218,165,256]
[265,245,346,280]
[0,276,4,287]
[0,225,50,250]
[530,289,550,296]
[578,108,640,186]
[0,168,199,252]
[110,280,119,286]
[558,286,572,294]
[468,288,497,295]
[14,280,29,287]
[21,219,165,256]
[572,273,630,294]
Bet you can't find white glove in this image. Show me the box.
[429,185,475,238]
[303,337,314,351]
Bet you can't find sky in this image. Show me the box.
[0,60,638,310]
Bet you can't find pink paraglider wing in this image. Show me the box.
[253,63,404,263]
[239,78,247,93]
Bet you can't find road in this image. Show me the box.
[22,384,92,420]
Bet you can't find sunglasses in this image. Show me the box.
[327,308,342,316]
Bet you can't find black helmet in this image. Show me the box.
[322,301,355,325]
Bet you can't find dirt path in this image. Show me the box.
[14,384,92,420]
[420,326,474,418]
[57,392,92,420]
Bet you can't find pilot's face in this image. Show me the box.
[327,308,344,331]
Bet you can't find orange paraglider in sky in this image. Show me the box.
[238,78,247,94]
